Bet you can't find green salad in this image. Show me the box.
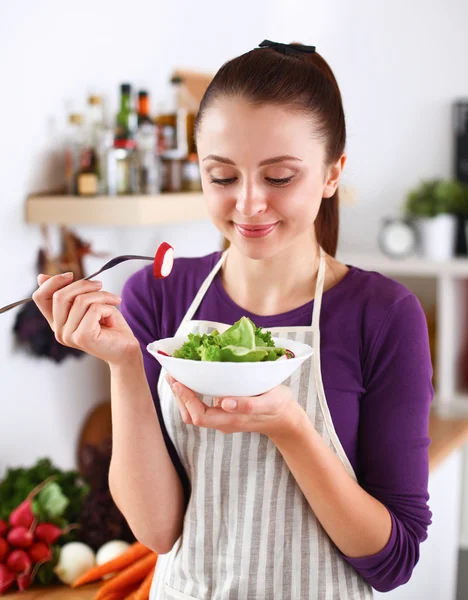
[171,316,292,362]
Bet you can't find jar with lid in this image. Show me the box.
[114,139,140,194]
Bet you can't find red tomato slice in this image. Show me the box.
[154,242,174,279]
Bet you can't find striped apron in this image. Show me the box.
[150,248,374,599]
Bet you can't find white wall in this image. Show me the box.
[1,0,468,473]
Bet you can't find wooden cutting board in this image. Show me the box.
[77,401,112,474]
[4,583,100,598]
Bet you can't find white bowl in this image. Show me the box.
[146,336,313,397]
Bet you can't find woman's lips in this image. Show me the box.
[235,223,278,238]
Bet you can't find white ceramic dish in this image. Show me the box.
[147,336,313,397]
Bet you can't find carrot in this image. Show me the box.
[95,553,158,600]
[72,542,152,587]
[134,565,155,600]
[97,586,139,600]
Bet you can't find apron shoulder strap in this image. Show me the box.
[175,250,228,335]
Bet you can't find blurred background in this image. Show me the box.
[1,0,468,598]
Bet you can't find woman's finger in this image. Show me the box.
[32,272,75,327]
[60,291,122,346]
[52,279,105,332]
[70,302,117,349]
[37,273,51,286]
[165,375,192,424]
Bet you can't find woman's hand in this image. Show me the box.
[32,272,140,367]
[166,374,305,440]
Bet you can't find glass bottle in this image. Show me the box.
[136,122,161,194]
[114,139,140,195]
[64,113,84,195]
[86,95,104,148]
[182,153,202,191]
[137,90,153,127]
[115,83,138,141]
[155,76,189,157]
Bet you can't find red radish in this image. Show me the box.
[158,350,170,356]
[9,475,57,528]
[7,526,34,549]
[0,519,8,537]
[7,549,31,573]
[34,522,77,545]
[17,571,31,592]
[28,541,52,563]
[154,242,174,279]
[0,537,9,562]
[9,499,34,529]
[285,349,295,359]
[0,564,15,594]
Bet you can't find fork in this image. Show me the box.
[0,254,154,314]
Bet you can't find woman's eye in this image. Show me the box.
[266,176,294,187]
[210,177,237,186]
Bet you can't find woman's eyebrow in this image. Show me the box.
[202,154,302,166]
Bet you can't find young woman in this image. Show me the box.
[33,40,432,599]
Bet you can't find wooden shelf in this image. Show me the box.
[25,192,208,226]
[338,251,468,277]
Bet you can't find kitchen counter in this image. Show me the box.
[428,410,468,472]
[4,411,468,599]
[4,584,100,599]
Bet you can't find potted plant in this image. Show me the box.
[404,179,468,261]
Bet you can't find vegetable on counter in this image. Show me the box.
[0,459,89,527]
[72,542,151,588]
[94,552,157,600]
[171,316,294,362]
[53,541,95,585]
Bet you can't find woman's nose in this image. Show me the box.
[235,185,267,218]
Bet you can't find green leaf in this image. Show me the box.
[220,346,268,362]
[215,317,256,350]
[35,482,70,520]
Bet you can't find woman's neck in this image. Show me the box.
[220,235,321,317]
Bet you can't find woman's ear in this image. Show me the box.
[323,153,347,198]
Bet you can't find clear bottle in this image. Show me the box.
[64,113,85,195]
[182,153,202,191]
[114,139,140,195]
[136,122,161,194]
[86,95,105,148]
[98,126,118,195]
[155,76,189,157]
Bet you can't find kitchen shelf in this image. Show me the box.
[338,251,468,277]
[25,192,208,226]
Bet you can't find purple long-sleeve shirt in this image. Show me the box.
[120,251,433,593]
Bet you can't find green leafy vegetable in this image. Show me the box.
[172,316,286,362]
[32,482,70,522]
[0,458,89,525]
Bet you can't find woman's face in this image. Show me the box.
[196,97,343,260]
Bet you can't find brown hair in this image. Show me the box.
[194,43,346,257]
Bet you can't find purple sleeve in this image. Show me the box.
[342,293,433,592]
[120,267,191,503]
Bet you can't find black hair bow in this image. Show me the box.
[259,39,316,57]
